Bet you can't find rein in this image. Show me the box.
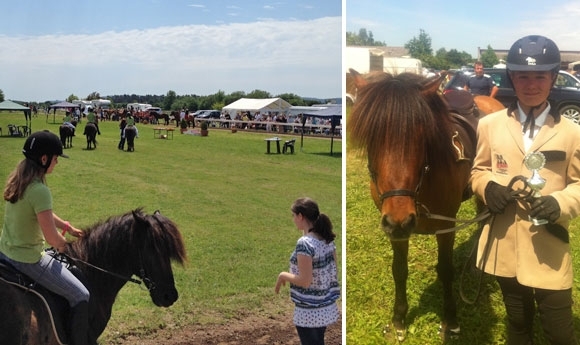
[52,250,149,290]
[459,175,535,305]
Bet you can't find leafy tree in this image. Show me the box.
[211,101,225,110]
[66,94,79,103]
[164,90,176,110]
[404,29,433,62]
[0,89,5,102]
[480,45,500,67]
[277,93,307,106]
[86,92,100,100]
[346,28,386,46]
[224,91,246,106]
[247,89,271,99]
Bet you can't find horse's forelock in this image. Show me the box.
[146,212,187,265]
[349,73,455,174]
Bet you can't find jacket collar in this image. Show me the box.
[505,102,559,154]
[507,101,560,123]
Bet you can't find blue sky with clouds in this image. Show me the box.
[0,0,341,102]
[346,0,580,57]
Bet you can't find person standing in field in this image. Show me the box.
[275,197,340,345]
[471,35,580,345]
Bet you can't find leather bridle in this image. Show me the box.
[372,162,430,209]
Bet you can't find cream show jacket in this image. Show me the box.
[470,106,580,290]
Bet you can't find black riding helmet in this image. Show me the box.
[506,35,562,132]
[506,35,561,73]
[23,130,69,170]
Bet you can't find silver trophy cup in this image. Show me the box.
[524,152,547,225]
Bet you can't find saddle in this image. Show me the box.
[443,90,480,201]
[443,90,479,162]
[0,252,86,344]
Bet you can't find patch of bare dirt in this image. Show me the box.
[115,308,342,345]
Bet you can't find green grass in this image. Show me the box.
[0,112,342,343]
[346,144,580,344]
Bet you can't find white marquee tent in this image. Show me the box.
[222,98,291,115]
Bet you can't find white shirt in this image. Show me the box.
[518,102,550,152]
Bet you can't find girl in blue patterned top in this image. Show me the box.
[275,197,340,345]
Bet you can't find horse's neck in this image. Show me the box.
[67,243,131,338]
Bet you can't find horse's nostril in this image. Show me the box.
[401,213,416,230]
[381,214,394,232]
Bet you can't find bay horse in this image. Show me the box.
[83,123,97,150]
[348,69,479,341]
[0,209,187,345]
[473,95,505,115]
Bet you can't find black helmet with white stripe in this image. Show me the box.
[506,35,560,73]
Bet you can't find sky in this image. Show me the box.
[0,0,342,102]
[346,0,580,59]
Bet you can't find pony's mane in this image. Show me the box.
[348,72,456,172]
[68,208,187,268]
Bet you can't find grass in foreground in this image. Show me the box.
[0,112,342,343]
[346,146,580,344]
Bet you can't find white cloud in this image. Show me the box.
[0,17,341,101]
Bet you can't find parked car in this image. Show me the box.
[193,110,221,119]
[444,68,580,123]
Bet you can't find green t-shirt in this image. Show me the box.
[0,179,52,263]
[63,114,71,123]
[87,112,96,123]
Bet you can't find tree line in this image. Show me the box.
[347,28,500,70]
[66,89,328,113]
[0,88,332,112]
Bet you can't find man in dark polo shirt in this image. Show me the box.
[465,61,498,98]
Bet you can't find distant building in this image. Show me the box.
[345,46,422,75]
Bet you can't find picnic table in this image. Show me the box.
[153,127,174,140]
[264,137,281,154]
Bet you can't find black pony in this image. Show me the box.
[125,126,137,152]
[59,125,74,149]
[0,209,187,345]
[152,112,170,126]
[83,123,97,150]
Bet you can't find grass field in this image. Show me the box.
[0,111,342,343]
[346,140,580,344]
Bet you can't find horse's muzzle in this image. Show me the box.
[381,213,417,240]
[151,286,179,307]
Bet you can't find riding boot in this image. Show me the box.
[68,301,89,345]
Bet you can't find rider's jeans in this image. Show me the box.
[0,251,89,307]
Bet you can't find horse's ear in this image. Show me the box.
[131,209,147,225]
[349,68,368,89]
[421,74,447,95]
[154,210,161,215]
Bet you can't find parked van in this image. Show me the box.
[127,103,152,112]
[144,107,162,114]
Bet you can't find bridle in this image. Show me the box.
[371,160,490,235]
[372,161,430,212]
